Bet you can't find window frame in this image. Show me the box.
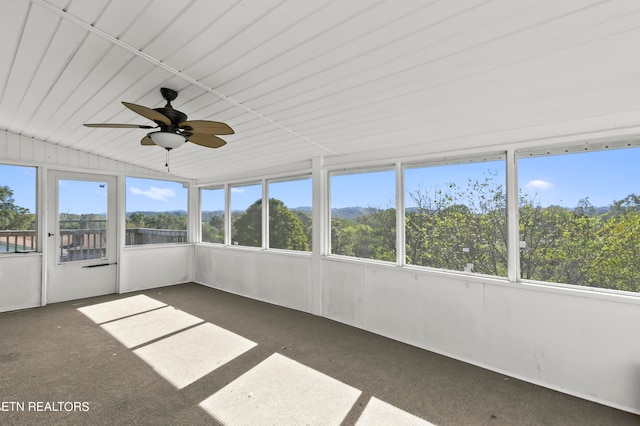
[266,175,313,253]
[200,185,226,245]
[401,153,509,278]
[228,181,263,249]
[0,162,38,255]
[515,143,640,293]
[328,166,397,263]
[124,176,189,247]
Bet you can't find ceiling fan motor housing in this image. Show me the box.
[154,107,187,132]
[156,88,187,132]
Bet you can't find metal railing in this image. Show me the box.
[125,228,187,245]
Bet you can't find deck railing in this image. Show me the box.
[1,227,188,257]
[125,228,187,245]
[0,230,36,253]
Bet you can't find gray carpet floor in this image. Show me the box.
[1,282,638,425]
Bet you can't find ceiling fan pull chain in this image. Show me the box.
[165,149,170,172]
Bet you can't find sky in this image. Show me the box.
[1,147,639,214]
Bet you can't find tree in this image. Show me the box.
[232,198,309,250]
[127,212,186,230]
[405,171,507,275]
[269,199,310,251]
[0,186,33,230]
[203,214,224,243]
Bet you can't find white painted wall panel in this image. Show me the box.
[194,247,640,413]
[321,259,365,328]
[0,255,41,313]
[321,259,640,414]
[481,284,640,410]
[119,245,193,293]
[195,246,257,296]
[0,131,168,178]
[254,252,312,311]
[194,245,312,313]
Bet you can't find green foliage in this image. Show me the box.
[0,186,34,230]
[520,194,640,292]
[59,213,106,230]
[269,199,310,251]
[331,206,396,261]
[126,212,186,230]
[404,171,507,276]
[331,170,638,292]
[232,198,310,251]
[202,214,224,243]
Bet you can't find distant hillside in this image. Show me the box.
[197,203,613,223]
[292,206,373,220]
[126,210,187,218]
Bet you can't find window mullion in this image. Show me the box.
[506,148,520,283]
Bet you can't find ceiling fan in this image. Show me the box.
[84,87,233,152]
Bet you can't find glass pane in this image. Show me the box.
[58,179,107,262]
[201,187,225,244]
[0,164,37,253]
[404,159,507,276]
[330,170,396,261]
[268,178,312,251]
[518,147,640,292]
[230,183,262,247]
[125,177,188,246]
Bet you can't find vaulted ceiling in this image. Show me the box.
[2,0,640,182]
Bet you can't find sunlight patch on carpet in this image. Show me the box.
[199,353,361,426]
[100,306,203,348]
[356,396,435,425]
[77,294,166,324]
[133,322,257,389]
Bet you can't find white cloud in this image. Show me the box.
[525,179,553,190]
[130,186,176,202]
[231,187,246,193]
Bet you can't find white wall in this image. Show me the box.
[194,247,640,415]
[0,255,41,312]
[195,245,313,312]
[322,258,640,413]
[119,245,194,293]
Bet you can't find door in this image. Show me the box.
[46,171,117,303]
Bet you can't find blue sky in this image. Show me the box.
[1,148,639,214]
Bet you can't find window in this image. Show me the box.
[330,169,396,261]
[518,147,640,292]
[125,177,188,245]
[201,187,225,244]
[230,182,262,247]
[404,157,507,276]
[0,164,37,253]
[58,179,108,262]
[268,177,312,251]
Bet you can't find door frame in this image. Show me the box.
[45,170,119,303]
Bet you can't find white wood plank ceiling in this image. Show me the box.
[1,0,640,181]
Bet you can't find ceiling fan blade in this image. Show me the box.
[84,123,155,129]
[140,135,155,146]
[179,120,234,135]
[186,133,227,148]
[122,102,171,125]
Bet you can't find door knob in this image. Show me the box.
[48,232,54,237]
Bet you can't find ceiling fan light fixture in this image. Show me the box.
[149,131,185,149]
